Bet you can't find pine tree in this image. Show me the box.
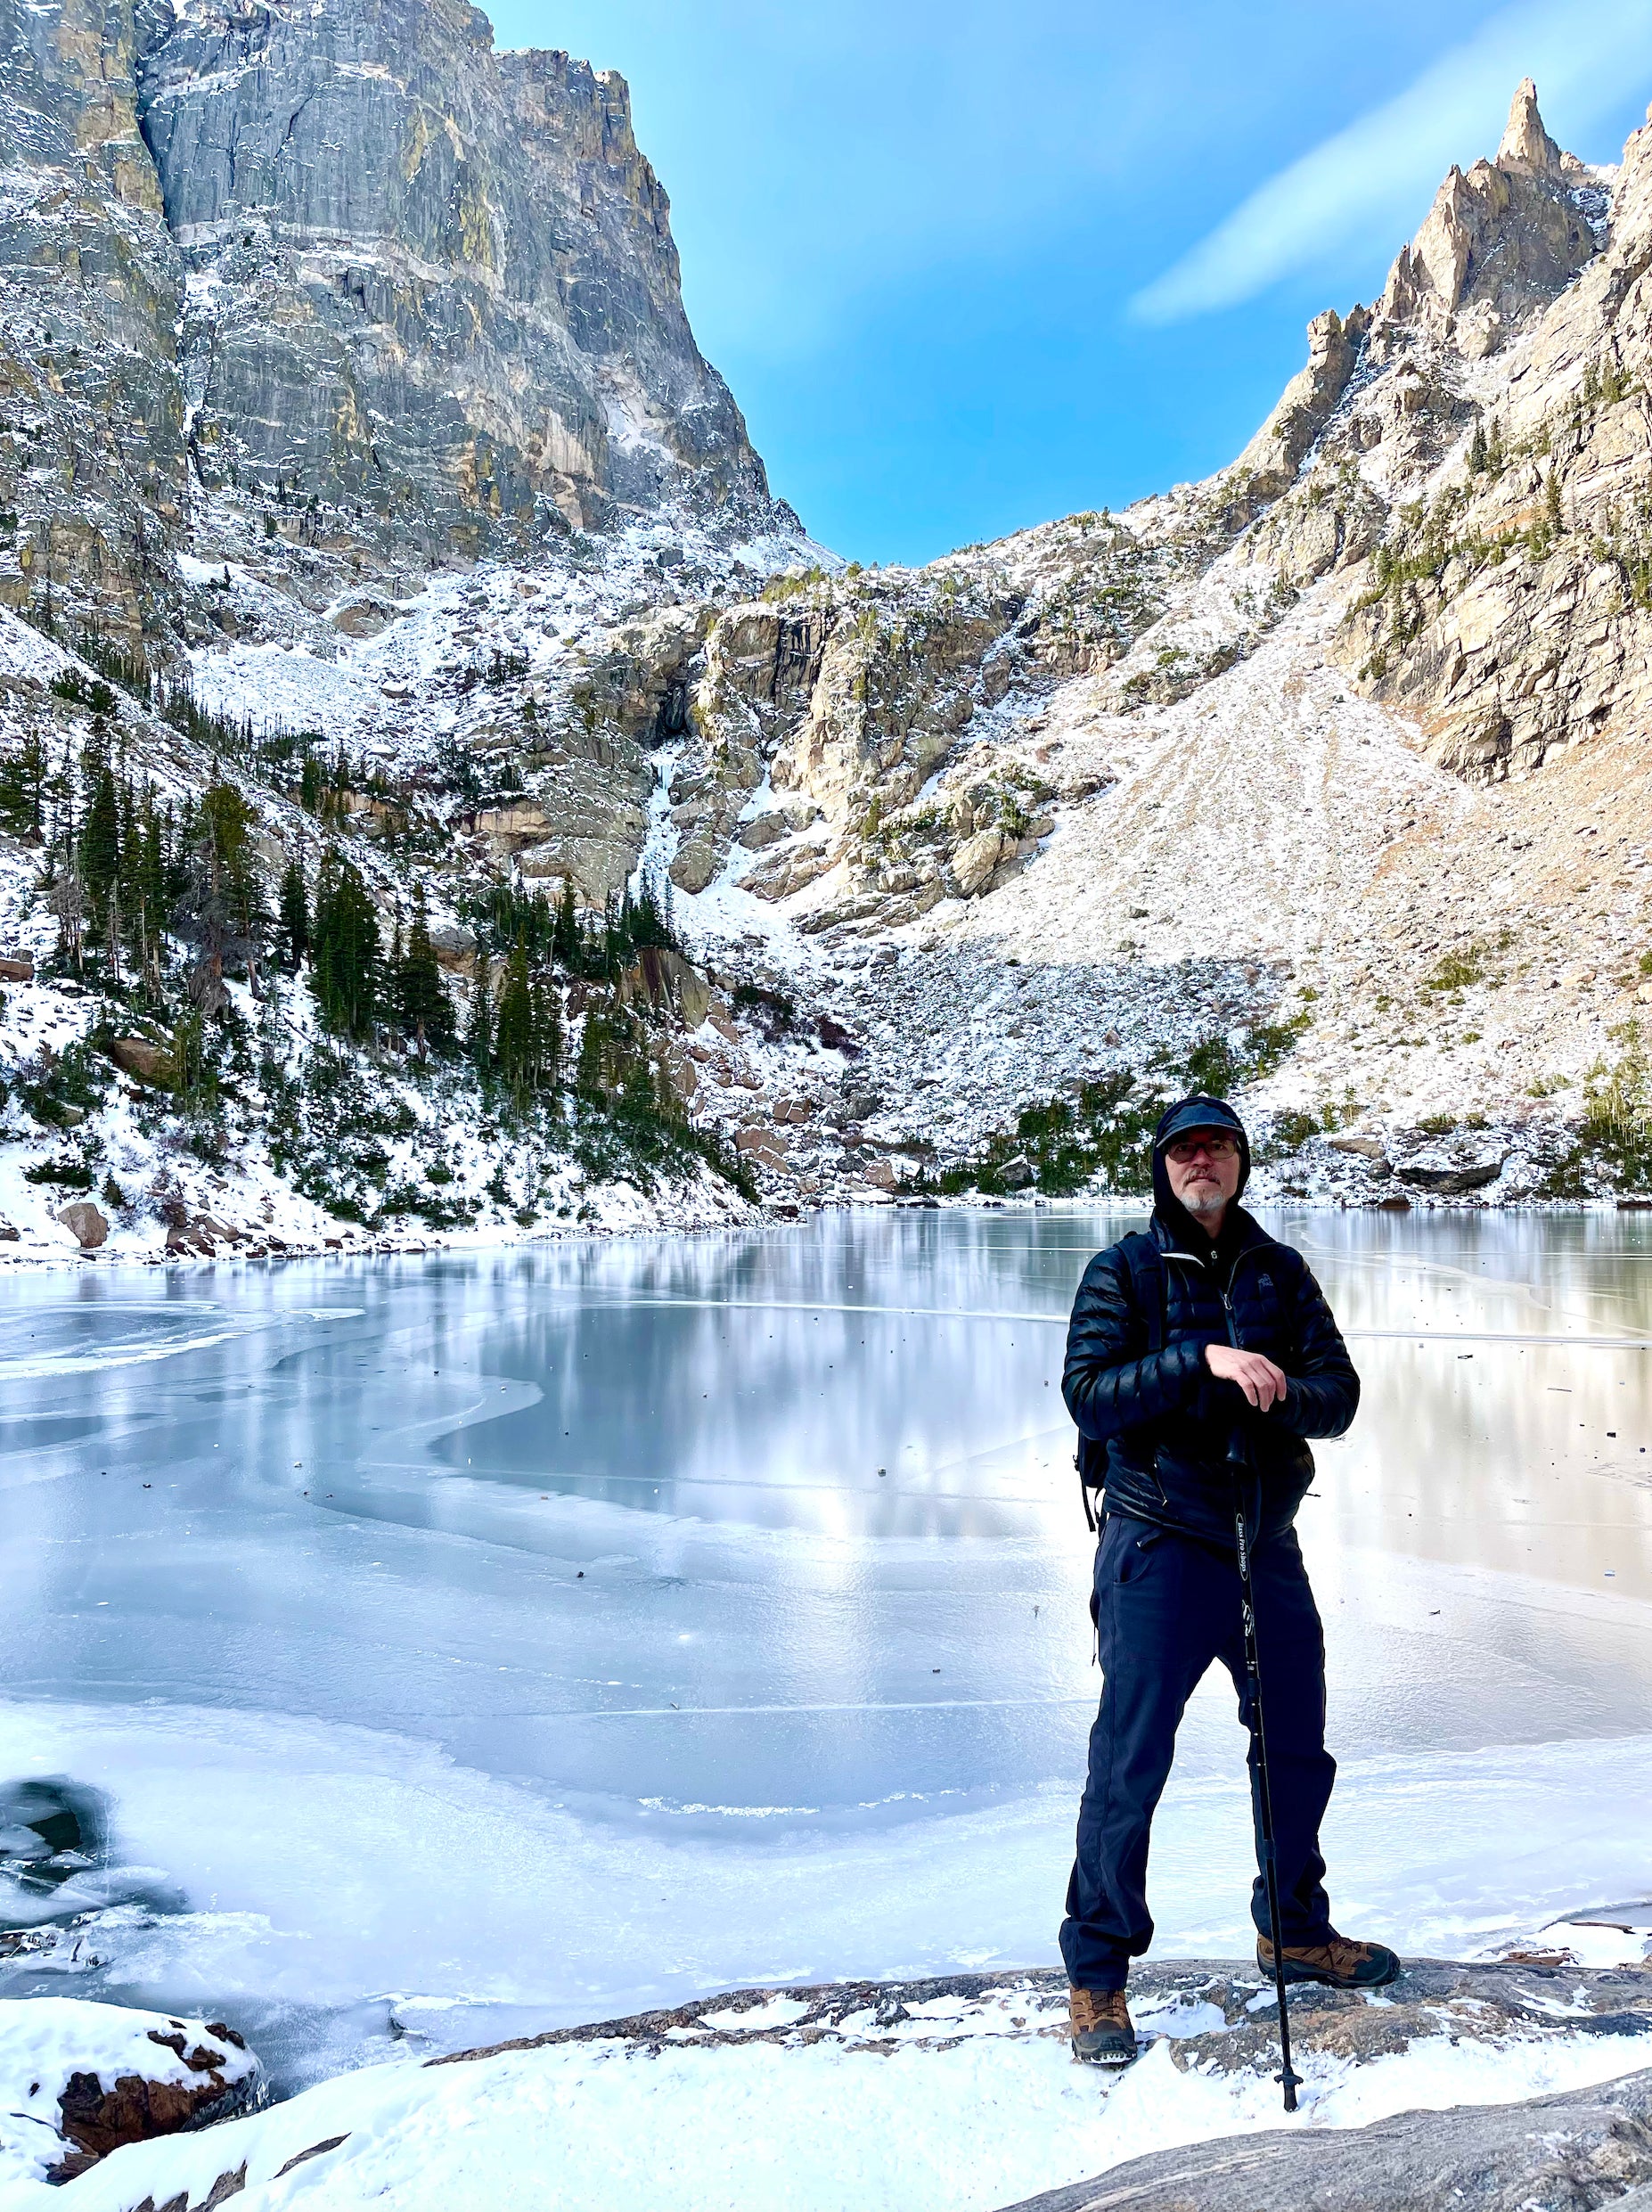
[395,884,454,1057]
[276,851,310,971]
[0,731,46,840]
[309,848,381,1038]
[387,911,405,1027]
[168,797,196,905]
[136,796,166,991]
[531,974,561,1094]
[1545,468,1564,540]
[552,876,579,970]
[81,756,121,925]
[118,775,142,949]
[575,1005,607,1100]
[464,962,493,1077]
[1468,419,1489,476]
[201,782,264,950]
[494,942,536,1100]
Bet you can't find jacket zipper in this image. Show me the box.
[1217,1253,1261,1545]
[1165,1242,1263,1536]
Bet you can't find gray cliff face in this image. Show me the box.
[134,0,770,546]
[0,0,188,634]
[0,0,776,642]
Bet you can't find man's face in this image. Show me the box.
[1163,1129,1242,1222]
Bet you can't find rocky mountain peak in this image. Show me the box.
[1374,78,1600,356]
[1495,75,1563,179]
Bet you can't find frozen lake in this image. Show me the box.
[3,1207,1652,2092]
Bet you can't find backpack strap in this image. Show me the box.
[1075,1226,1166,1530]
[1117,1230,1166,1357]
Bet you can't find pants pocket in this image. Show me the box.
[1115,1525,1163,1586]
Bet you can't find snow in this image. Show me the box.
[13,2002,1652,2212]
[0,1996,262,2192]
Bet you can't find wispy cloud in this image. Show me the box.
[1131,0,1652,326]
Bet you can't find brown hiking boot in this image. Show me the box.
[1068,1986,1136,2067]
[1257,1931,1402,1990]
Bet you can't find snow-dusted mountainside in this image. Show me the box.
[6,55,1652,1258]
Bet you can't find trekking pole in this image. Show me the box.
[1231,1447,1303,2114]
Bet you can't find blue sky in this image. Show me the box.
[487,1,1652,567]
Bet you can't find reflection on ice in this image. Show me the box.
[0,1208,1648,2090]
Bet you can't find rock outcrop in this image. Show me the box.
[1233,306,1369,500]
[1374,77,1601,356]
[0,0,189,638]
[135,0,772,545]
[0,1996,266,2185]
[0,0,781,644]
[1000,2070,1652,2212]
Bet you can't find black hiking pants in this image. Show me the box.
[1059,1511,1337,1990]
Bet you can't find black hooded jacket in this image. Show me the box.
[1061,1098,1361,1548]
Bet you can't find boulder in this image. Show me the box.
[106,1036,175,1087]
[0,1996,266,2185]
[735,812,788,850]
[999,2064,1652,2212]
[669,827,725,895]
[426,922,478,976]
[56,1202,108,1249]
[1328,1132,1388,1159]
[744,839,833,902]
[0,954,34,981]
[734,1125,789,1170]
[624,946,711,1029]
[951,826,1010,897]
[1398,1154,1508,1193]
[329,596,395,637]
[999,1156,1035,1190]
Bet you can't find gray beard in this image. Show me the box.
[1182,1185,1225,1218]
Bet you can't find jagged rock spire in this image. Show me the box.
[1497,77,1562,179]
[1371,77,1594,353]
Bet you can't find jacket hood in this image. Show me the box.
[1150,1094,1251,1248]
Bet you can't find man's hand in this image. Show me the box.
[1204,1342,1289,1411]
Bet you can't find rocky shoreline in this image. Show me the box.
[11,1954,1651,2207]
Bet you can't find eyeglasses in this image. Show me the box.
[1165,1135,1239,1163]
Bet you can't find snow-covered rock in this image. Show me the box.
[20,1962,1652,2212]
[0,1997,265,2189]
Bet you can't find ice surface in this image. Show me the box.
[0,1209,1649,2094]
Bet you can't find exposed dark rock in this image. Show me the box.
[1398,1156,1509,1192]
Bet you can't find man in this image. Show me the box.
[1059,1093,1398,2069]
